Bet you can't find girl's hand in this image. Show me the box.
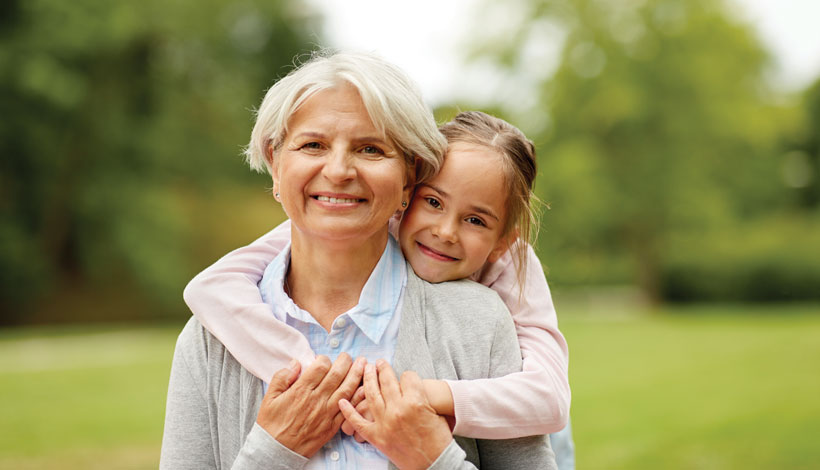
[257,354,365,458]
[339,360,453,470]
[341,386,371,442]
[343,380,453,438]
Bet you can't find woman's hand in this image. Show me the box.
[256,353,365,458]
[339,360,453,470]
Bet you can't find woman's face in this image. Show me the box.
[399,142,510,283]
[272,84,412,245]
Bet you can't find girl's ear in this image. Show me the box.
[488,229,518,264]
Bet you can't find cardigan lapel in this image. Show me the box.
[389,266,438,470]
[392,264,437,380]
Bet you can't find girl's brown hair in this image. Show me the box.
[439,111,542,284]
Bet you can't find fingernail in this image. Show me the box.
[289,359,299,371]
[365,363,375,374]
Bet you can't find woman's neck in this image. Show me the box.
[287,230,389,331]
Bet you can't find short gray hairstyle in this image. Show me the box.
[245,50,445,184]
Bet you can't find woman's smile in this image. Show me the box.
[313,195,365,204]
[310,192,367,209]
[272,83,412,245]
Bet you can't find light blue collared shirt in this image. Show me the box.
[259,235,406,470]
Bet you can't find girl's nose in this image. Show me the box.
[431,217,458,243]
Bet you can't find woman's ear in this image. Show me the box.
[400,160,418,212]
[268,142,281,197]
[267,142,278,172]
[272,181,281,201]
[488,229,518,264]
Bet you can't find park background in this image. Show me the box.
[1,0,818,468]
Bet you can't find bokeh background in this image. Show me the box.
[1,0,818,468]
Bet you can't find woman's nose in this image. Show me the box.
[322,149,356,183]
[431,217,458,243]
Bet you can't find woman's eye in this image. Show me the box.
[361,145,383,155]
[466,216,486,227]
[424,197,441,209]
[301,142,322,151]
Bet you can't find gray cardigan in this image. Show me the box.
[160,264,556,469]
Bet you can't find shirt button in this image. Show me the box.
[329,338,340,348]
[330,451,340,461]
[336,318,346,328]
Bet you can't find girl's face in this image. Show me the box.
[399,142,511,283]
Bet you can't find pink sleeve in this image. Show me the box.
[182,219,316,381]
[446,243,571,439]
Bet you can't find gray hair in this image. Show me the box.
[245,51,445,184]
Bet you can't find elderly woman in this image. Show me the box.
[159,52,555,469]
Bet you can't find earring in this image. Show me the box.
[401,201,407,208]
[274,192,280,199]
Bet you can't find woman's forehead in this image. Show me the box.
[283,85,389,140]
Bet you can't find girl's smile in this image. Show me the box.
[416,241,460,262]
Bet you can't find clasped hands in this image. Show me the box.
[256,353,453,469]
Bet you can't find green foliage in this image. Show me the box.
[783,78,820,208]
[662,216,820,301]
[0,0,319,323]
[465,0,815,301]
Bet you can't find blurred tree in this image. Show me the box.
[467,0,790,301]
[0,0,319,323]
[786,78,820,208]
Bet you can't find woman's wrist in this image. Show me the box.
[423,379,455,417]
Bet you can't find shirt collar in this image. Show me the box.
[259,235,406,344]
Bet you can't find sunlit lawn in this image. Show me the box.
[0,325,180,469]
[562,303,820,469]
[1,305,819,469]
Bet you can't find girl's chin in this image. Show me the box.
[412,263,460,284]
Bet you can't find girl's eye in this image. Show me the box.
[466,216,486,227]
[424,197,442,209]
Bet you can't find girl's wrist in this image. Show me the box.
[422,379,455,417]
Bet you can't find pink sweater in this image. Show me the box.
[183,220,570,439]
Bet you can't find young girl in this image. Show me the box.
[184,111,572,449]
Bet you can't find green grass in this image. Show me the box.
[560,304,820,469]
[1,306,819,469]
[0,324,181,469]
